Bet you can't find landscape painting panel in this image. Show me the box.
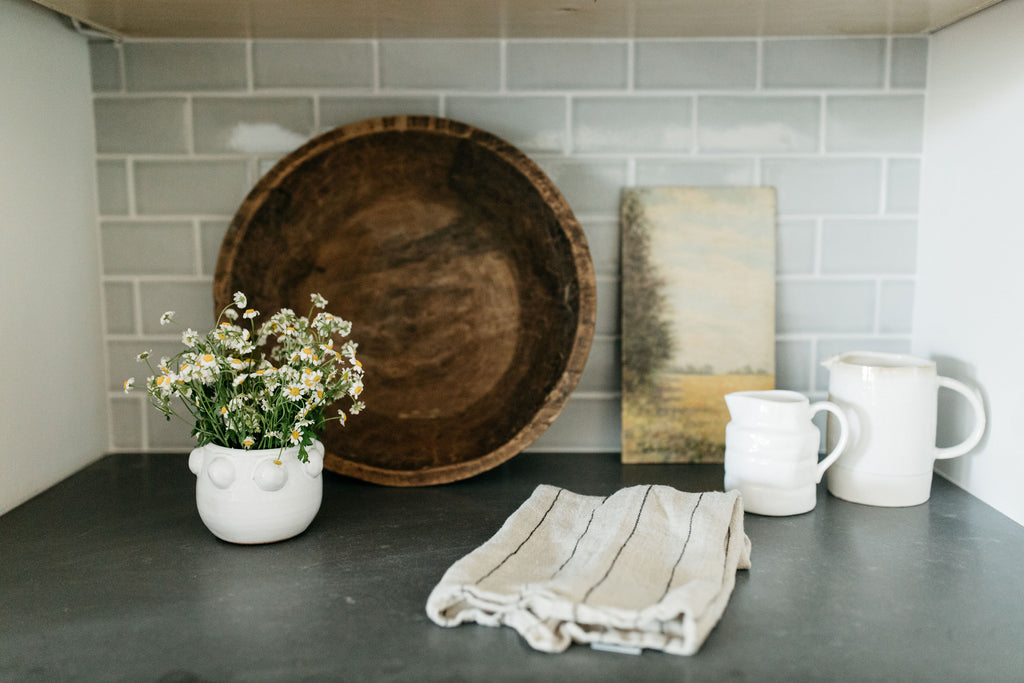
[621,187,776,463]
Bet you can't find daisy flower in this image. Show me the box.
[181,329,199,347]
[243,308,258,319]
[311,293,328,308]
[233,291,247,309]
[123,377,135,393]
[160,311,175,326]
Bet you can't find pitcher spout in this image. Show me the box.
[724,390,767,421]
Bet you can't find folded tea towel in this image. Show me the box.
[425,484,751,656]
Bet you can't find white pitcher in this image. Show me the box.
[724,390,849,516]
[822,351,986,507]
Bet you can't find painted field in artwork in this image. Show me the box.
[622,373,774,463]
[621,186,776,463]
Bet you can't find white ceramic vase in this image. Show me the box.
[188,439,324,544]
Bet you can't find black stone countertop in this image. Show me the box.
[2,452,1023,681]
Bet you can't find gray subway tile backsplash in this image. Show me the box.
[577,337,620,393]
[776,219,817,275]
[103,282,135,334]
[573,96,692,153]
[879,280,915,334]
[698,96,819,153]
[320,96,440,129]
[101,221,195,275]
[139,281,217,335]
[825,95,925,153]
[528,396,621,451]
[134,160,250,215]
[107,340,183,392]
[199,220,230,276]
[147,409,196,449]
[820,219,917,274]
[253,40,373,89]
[634,159,756,186]
[579,218,621,277]
[379,40,500,90]
[93,36,926,453]
[446,96,567,153]
[886,159,921,214]
[891,37,929,89]
[635,40,757,90]
[763,38,886,89]
[537,159,629,215]
[96,160,129,215]
[595,279,621,337]
[94,97,189,154]
[762,158,882,215]
[124,42,248,92]
[507,41,628,90]
[192,96,315,153]
[109,397,142,450]
[777,281,877,334]
[88,41,122,92]
[775,339,813,392]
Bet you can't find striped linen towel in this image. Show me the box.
[425,484,751,656]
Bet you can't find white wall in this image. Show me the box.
[0,0,107,514]
[916,0,1024,525]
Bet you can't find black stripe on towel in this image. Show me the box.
[698,503,744,617]
[658,492,705,602]
[551,496,608,579]
[475,487,564,585]
[583,485,653,604]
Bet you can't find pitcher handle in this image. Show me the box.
[810,401,849,483]
[934,377,986,460]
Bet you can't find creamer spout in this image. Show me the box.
[821,354,841,370]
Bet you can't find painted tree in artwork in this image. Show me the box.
[621,189,673,395]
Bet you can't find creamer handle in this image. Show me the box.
[811,401,849,483]
[934,377,986,460]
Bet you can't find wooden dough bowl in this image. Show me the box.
[214,116,596,486]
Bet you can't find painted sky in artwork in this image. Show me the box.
[641,186,776,374]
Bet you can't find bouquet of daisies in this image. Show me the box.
[126,291,364,462]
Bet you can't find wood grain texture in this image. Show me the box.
[215,116,596,486]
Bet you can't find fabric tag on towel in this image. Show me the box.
[425,484,751,656]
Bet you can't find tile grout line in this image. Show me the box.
[372,39,381,93]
